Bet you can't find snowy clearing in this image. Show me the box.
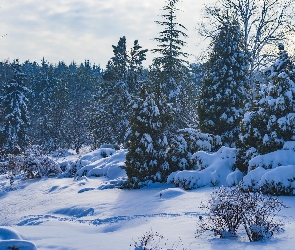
[0,176,295,249]
[1,147,295,249]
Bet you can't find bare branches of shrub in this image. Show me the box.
[197,186,287,242]
[130,229,187,250]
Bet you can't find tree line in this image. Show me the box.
[0,0,295,188]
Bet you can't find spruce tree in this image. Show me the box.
[127,39,148,93]
[124,85,173,188]
[237,44,295,172]
[197,16,249,147]
[0,60,30,154]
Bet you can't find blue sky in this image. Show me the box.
[0,0,212,68]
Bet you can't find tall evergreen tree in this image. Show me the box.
[152,0,189,87]
[124,85,173,188]
[151,0,199,131]
[66,61,101,153]
[127,40,148,93]
[103,36,128,82]
[91,37,147,147]
[237,44,295,172]
[197,15,249,147]
[0,60,30,154]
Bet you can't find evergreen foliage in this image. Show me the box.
[151,0,199,131]
[152,0,189,86]
[91,37,148,147]
[0,60,30,154]
[237,44,295,172]
[197,16,249,147]
[103,36,128,82]
[124,85,173,188]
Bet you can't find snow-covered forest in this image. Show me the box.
[1,0,295,249]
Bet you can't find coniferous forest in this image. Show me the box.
[0,0,295,189]
[2,0,295,248]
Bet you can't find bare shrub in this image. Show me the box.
[197,186,286,242]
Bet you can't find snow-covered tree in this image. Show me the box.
[169,128,222,171]
[0,60,30,154]
[237,44,295,172]
[124,85,173,188]
[127,39,148,93]
[197,16,249,147]
[202,0,295,102]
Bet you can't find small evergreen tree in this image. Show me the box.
[124,85,173,188]
[197,15,249,147]
[0,60,30,154]
[237,44,295,172]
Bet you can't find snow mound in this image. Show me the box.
[241,167,270,191]
[80,148,116,163]
[259,165,295,195]
[242,165,295,195]
[226,169,244,186]
[168,147,235,189]
[156,188,186,199]
[0,227,37,250]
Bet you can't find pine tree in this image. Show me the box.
[152,0,189,83]
[237,44,295,172]
[91,37,147,147]
[151,0,199,131]
[0,60,30,154]
[127,40,148,93]
[124,85,173,188]
[66,61,101,153]
[103,36,128,82]
[197,16,249,147]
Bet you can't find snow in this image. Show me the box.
[249,149,295,170]
[259,165,295,191]
[1,148,295,249]
[168,147,236,189]
[0,227,37,249]
[76,149,127,180]
[241,167,270,191]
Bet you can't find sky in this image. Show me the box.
[0,0,214,68]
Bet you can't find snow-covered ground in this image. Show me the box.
[1,148,295,249]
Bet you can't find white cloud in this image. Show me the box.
[0,0,212,67]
